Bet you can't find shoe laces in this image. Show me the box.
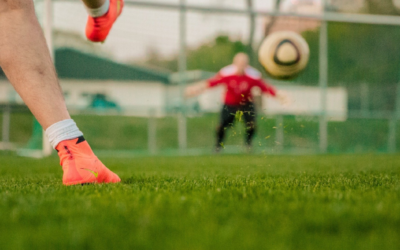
[91,12,110,28]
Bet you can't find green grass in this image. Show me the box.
[0,153,399,249]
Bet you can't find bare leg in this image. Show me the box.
[0,0,120,185]
[81,0,106,9]
[0,0,69,129]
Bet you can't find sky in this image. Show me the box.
[35,0,322,62]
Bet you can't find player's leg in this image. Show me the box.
[243,102,257,148]
[0,0,69,129]
[216,105,236,151]
[0,0,120,185]
[82,0,124,42]
[82,0,106,8]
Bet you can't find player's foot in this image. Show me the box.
[56,136,121,186]
[85,0,124,42]
[245,144,253,154]
[213,145,222,154]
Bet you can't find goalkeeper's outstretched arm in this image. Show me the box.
[255,79,292,107]
[184,74,225,98]
[184,81,209,98]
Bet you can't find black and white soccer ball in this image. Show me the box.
[258,31,310,79]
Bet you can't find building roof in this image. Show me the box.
[169,70,216,84]
[55,48,170,83]
[0,48,170,83]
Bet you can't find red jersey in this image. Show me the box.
[207,65,277,105]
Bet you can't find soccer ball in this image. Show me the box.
[258,31,310,79]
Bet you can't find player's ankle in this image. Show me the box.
[45,119,84,149]
[85,0,110,17]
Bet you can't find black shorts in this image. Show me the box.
[219,102,256,127]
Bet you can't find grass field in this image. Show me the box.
[0,153,399,249]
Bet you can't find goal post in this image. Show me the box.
[17,119,46,158]
[19,0,53,157]
[41,0,54,156]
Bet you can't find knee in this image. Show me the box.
[0,0,35,13]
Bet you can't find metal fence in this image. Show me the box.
[2,0,400,156]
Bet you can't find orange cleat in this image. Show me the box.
[85,0,124,42]
[56,137,121,186]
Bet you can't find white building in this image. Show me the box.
[0,48,177,117]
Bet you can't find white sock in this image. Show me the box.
[85,0,110,18]
[45,119,84,149]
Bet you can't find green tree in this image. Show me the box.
[295,22,400,111]
[298,22,400,86]
[186,36,247,72]
[144,35,247,72]
[364,0,400,15]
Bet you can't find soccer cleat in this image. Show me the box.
[85,0,124,42]
[56,136,121,186]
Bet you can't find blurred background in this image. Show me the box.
[2,0,400,157]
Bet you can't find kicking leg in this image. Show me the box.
[82,0,106,8]
[0,0,120,185]
[0,0,69,129]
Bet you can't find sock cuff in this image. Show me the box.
[45,119,84,149]
[85,0,110,17]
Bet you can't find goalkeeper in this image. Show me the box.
[186,53,288,151]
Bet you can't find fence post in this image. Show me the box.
[148,109,157,154]
[388,118,396,153]
[178,112,187,151]
[388,82,400,153]
[275,115,284,152]
[2,105,11,149]
[246,0,256,64]
[178,0,187,152]
[319,1,328,153]
[360,82,369,117]
[42,0,53,157]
